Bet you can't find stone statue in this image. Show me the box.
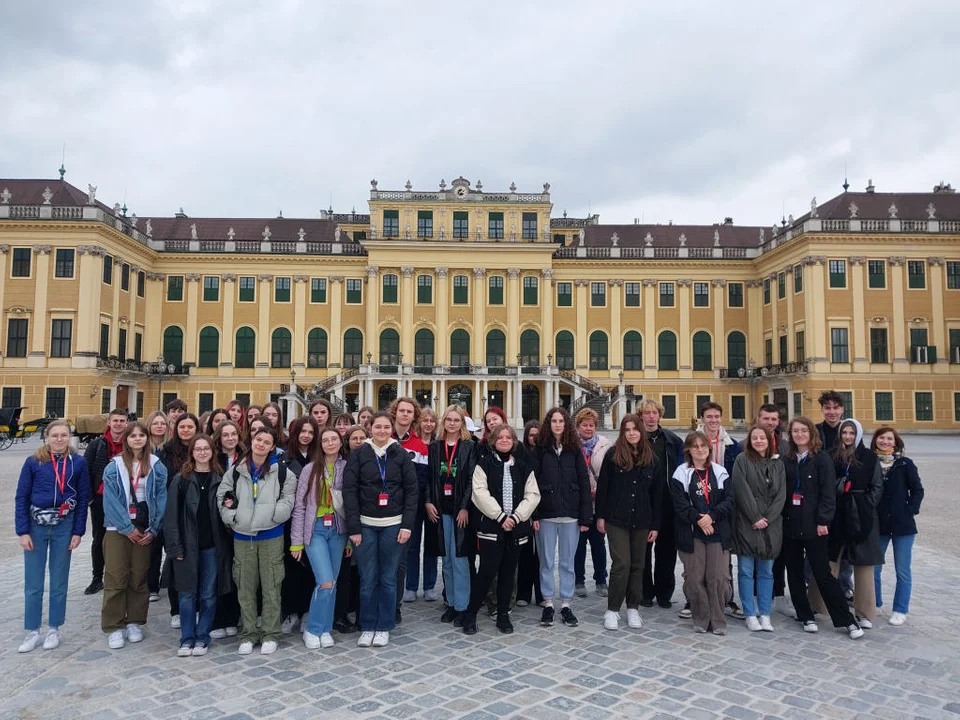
[926,203,937,219]
[542,182,551,193]
[888,203,898,219]
[611,232,619,247]
[370,179,378,190]
[644,232,653,247]
[809,197,818,217]
[190,223,198,240]
[713,229,720,247]
[262,225,271,240]
[678,233,687,247]
[759,228,765,245]
[578,228,585,247]
[335,225,341,242]
[145,219,153,237]
[87,184,97,204]
[848,202,859,219]
[0,187,10,204]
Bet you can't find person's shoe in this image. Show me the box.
[170,615,181,629]
[108,630,125,649]
[759,615,774,632]
[372,631,389,647]
[712,627,727,636]
[725,601,745,619]
[333,619,355,634]
[639,598,655,608]
[847,623,864,639]
[260,640,278,655]
[515,599,529,607]
[395,609,402,624]
[402,589,417,603]
[559,607,579,627]
[855,615,873,630]
[888,612,907,626]
[679,602,692,619]
[42,628,60,650]
[125,624,143,643]
[626,608,643,629]
[440,607,457,623]
[424,588,439,602]
[745,616,762,632]
[604,610,620,630]
[540,605,555,626]
[281,615,298,633]
[596,584,609,598]
[209,628,227,640]
[84,579,104,595]
[462,613,478,635]
[803,620,819,633]
[845,589,855,602]
[178,643,193,657]
[237,641,253,655]
[774,596,796,618]
[320,633,335,648]
[148,592,160,603]
[357,631,375,647]
[488,607,498,619]
[303,630,321,649]
[192,643,208,656]
[18,631,41,653]
[453,611,464,628]
[575,583,588,598]
[225,626,238,636]
[657,600,673,609]
[693,625,707,634]
[496,613,514,634]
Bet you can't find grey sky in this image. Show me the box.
[2,0,958,226]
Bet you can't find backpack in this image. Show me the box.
[232,456,291,499]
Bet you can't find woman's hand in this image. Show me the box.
[817,524,829,536]
[456,509,469,528]
[696,514,714,530]
[647,530,658,542]
[291,549,302,562]
[532,520,540,532]
[19,535,34,551]
[425,502,439,523]
[579,525,589,533]
[502,517,516,531]
[68,535,81,551]
[138,531,154,546]
[128,529,143,544]
[398,529,411,544]
[223,497,236,509]
[752,518,769,530]
[596,519,606,534]
[349,534,362,547]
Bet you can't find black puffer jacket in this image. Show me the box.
[532,445,591,525]
[782,451,836,540]
[424,438,478,557]
[594,448,663,531]
[831,446,883,566]
[343,440,418,535]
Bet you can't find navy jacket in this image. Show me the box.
[532,445,591,525]
[877,455,924,537]
[16,454,90,536]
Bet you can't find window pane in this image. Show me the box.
[728,282,744,307]
[829,260,846,288]
[659,283,674,307]
[914,392,933,421]
[417,275,432,304]
[274,277,291,302]
[12,248,31,277]
[763,279,770,304]
[167,275,183,301]
[239,276,255,302]
[271,328,292,368]
[947,262,960,290]
[692,331,711,371]
[694,282,709,307]
[521,212,537,239]
[163,327,184,367]
[235,328,255,368]
[311,278,327,303]
[55,249,75,278]
[727,331,746,371]
[346,279,362,303]
[383,209,399,238]
[908,260,926,289]
[777,273,785,299]
[794,265,803,293]
[589,331,607,370]
[555,331,575,369]
[203,276,219,301]
[45,388,66,418]
[875,392,893,422]
[523,277,538,305]
[658,331,677,370]
[121,263,130,291]
[414,329,434,367]
[557,282,572,307]
[453,275,468,304]
[308,328,328,368]
[488,276,504,304]
[870,328,888,363]
[198,327,220,367]
[795,331,805,362]
[868,260,886,288]
[450,330,470,366]
[486,330,506,367]
[417,210,433,238]
[623,331,642,370]
[662,395,677,419]
[831,328,849,363]
[591,282,606,307]
[520,330,540,366]
[488,212,504,239]
[137,271,145,297]
[50,319,72,357]
[731,396,746,420]
[7,318,28,357]
[453,211,469,239]
[625,282,640,307]
[382,274,397,303]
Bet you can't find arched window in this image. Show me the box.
[307,328,327,368]
[522,384,540,423]
[486,329,505,367]
[447,383,472,415]
[693,331,712,371]
[343,329,363,368]
[623,331,642,371]
[162,326,183,368]
[235,327,255,368]
[520,329,540,366]
[378,383,397,409]
[414,329,434,368]
[450,329,470,367]
[271,328,292,368]
[589,330,608,370]
[555,331,575,369]
[727,331,747,372]
[198,326,219,368]
[379,328,400,366]
[658,331,677,371]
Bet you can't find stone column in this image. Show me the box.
[107,256,122,361]
[365,267,379,356]
[609,278,623,372]
[805,257,829,371]
[541,269,554,366]
[677,279,692,375]
[782,269,794,362]
[575,279,589,369]
[435,266,449,365]
[184,273,201,366]
[75,246,105,358]
[768,272,779,364]
[472,268,486,365]
[849,258,869,371]
[293,275,309,370]
[928,257,947,372]
[712,279,727,368]
[0,246,8,353]
[329,276,344,368]
[143,273,165,360]
[220,275,236,372]
[747,280,764,363]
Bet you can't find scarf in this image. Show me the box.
[876,449,897,477]
[104,431,124,459]
[580,434,599,460]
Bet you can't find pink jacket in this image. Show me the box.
[290,458,346,549]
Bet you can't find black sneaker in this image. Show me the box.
[540,606,555,626]
[333,618,355,634]
[657,600,673,609]
[559,607,579,627]
[462,613,478,635]
[84,579,104,595]
[640,598,655,608]
[488,607,498,619]
[453,611,464,628]
[496,613,514,634]
[440,607,457,623]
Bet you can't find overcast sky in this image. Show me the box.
[1,0,958,226]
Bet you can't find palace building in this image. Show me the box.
[0,175,958,431]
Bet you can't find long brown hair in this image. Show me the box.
[784,416,822,459]
[180,434,223,477]
[308,428,344,507]
[832,419,861,468]
[286,416,320,459]
[611,414,653,470]
[743,425,773,461]
[538,407,581,453]
[121,422,151,481]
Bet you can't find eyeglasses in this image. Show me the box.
[194,447,212,453]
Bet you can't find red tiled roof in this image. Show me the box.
[584,223,766,249]
[0,178,112,213]
[144,217,347,243]
[804,191,960,223]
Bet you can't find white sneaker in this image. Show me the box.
[320,633,335,648]
[759,615,774,632]
[626,608,643,629]
[42,628,61,650]
[281,615,298,633]
[191,643,208,656]
[402,590,417,603]
[18,631,41,653]
[148,592,160,603]
[856,616,873,630]
[108,630,125,649]
[178,644,193,657]
[847,623,864,639]
[372,631,389,647]
[603,610,620,630]
[237,641,253,655]
[302,630,321,649]
[260,640,278,655]
[745,616,762,632]
[774,596,796,618]
[170,615,181,629]
[225,626,238,636]
[802,620,818,633]
[125,624,143,643]
[209,628,227,640]
[889,612,907,626]
[424,589,439,602]
[357,631,375,647]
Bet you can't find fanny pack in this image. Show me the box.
[30,502,73,527]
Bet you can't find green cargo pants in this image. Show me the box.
[233,535,285,644]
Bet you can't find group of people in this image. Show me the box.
[14,390,923,656]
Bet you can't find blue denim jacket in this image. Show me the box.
[102,455,168,536]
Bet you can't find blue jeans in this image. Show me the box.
[355,524,404,631]
[574,519,608,586]
[536,520,580,601]
[24,519,74,631]
[874,534,914,614]
[178,547,218,646]
[303,524,347,635]
[737,555,774,617]
[405,502,438,592]
[441,514,471,611]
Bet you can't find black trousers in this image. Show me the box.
[468,537,520,615]
[214,589,241,629]
[334,552,360,622]
[772,544,788,597]
[89,496,106,582]
[148,529,164,593]
[641,509,677,604]
[515,538,543,605]
[784,534,855,628]
[281,521,314,618]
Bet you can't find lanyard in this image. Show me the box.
[795,456,807,492]
[444,441,458,477]
[52,455,68,496]
[710,434,722,465]
[376,454,388,492]
[250,461,265,499]
[695,468,710,505]
[130,461,143,499]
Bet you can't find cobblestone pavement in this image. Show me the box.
[2,436,959,719]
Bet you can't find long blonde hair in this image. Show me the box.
[440,405,473,442]
[145,410,171,452]
[34,421,76,463]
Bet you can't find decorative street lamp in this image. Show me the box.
[737,359,758,419]
[144,355,176,410]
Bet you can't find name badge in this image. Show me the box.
[443,483,453,496]
[129,503,139,519]
[792,493,803,506]
[378,493,389,507]
[322,513,334,528]
[59,503,70,517]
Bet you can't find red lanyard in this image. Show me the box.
[444,441,458,477]
[52,456,67,496]
[695,468,710,504]
[130,461,142,498]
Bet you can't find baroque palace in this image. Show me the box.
[0,175,958,431]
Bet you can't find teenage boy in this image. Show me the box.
[815,390,854,599]
[165,398,187,424]
[756,404,783,457]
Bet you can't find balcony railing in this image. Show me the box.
[96,356,187,375]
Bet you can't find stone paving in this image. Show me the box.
[2,436,960,719]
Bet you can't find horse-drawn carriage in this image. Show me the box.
[74,414,109,451]
[0,407,59,450]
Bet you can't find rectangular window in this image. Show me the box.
[763,279,770,304]
[99,323,109,359]
[274,277,291,303]
[346,279,362,303]
[728,282,743,307]
[779,335,788,363]
[868,260,886,289]
[239,276,255,302]
[662,395,677,420]
[453,211,469,239]
[908,260,926,289]
[54,249,75,278]
[136,391,144,419]
[695,395,712,416]
[6,318,28,357]
[557,282,572,307]
[875,392,893,422]
[203,276,220,302]
[625,282,640,307]
[793,392,802,416]
[795,330,805,362]
[914,392,933,422]
[235,393,250,408]
[829,260,846,288]
[764,338,773,366]
[417,275,432,304]
[118,328,127,362]
[794,264,803,293]
[777,272,785,300]
[134,332,142,363]
[591,282,606,307]
[838,391,854,418]
[162,393,178,410]
[50,319,72,358]
[45,388,66,418]
[311,278,327,303]
[453,275,468,304]
[488,276,504,304]
[2,387,22,408]
[521,212,537,240]
[383,209,399,238]
[659,282,674,307]
[955,393,960,422]
[870,328,889,364]
[198,393,214,415]
[910,328,928,361]
[417,210,433,238]
[137,271,145,297]
[121,263,130,291]
[101,387,112,414]
[103,255,113,284]
[950,328,960,364]
[11,248,31,277]
[694,282,709,307]
[488,212,504,239]
[523,276,538,305]
[553,233,565,244]
[167,275,183,301]
[381,274,397,303]
[947,261,960,290]
[831,327,849,363]
[731,395,746,420]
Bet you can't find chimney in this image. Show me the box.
[865,179,875,193]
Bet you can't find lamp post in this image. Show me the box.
[147,355,175,410]
[737,359,757,420]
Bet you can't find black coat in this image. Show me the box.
[594,448,664,532]
[83,436,112,497]
[161,471,234,596]
[782,451,836,539]
[472,449,538,543]
[532,445,591,525]
[831,447,884,566]
[343,441,418,535]
[877,456,924,537]
[670,464,735,553]
[424,438,478,558]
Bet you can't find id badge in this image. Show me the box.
[129,503,139,519]
[792,493,802,506]
[378,493,389,507]
[322,513,334,528]
[443,483,453,497]
[59,503,70,517]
